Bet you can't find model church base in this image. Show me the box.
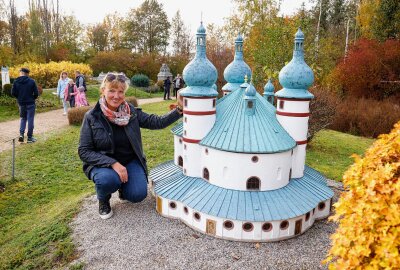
[150,161,334,242]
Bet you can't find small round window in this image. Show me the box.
[242,222,254,232]
[251,156,259,163]
[205,148,209,155]
[318,202,326,211]
[280,220,289,230]
[262,222,273,232]
[183,206,189,214]
[223,220,234,230]
[194,212,201,221]
[169,202,177,209]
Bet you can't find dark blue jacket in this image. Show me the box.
[78,101,182,179]
[11,76,39,105]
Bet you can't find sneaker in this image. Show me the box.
[27,137,37,143]
[63,112,67,116]
[99,198,113,219]
[18,135,24,142]
[118,189,128,203]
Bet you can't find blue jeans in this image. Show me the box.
[19,103,36,138]
[89,159,148,202]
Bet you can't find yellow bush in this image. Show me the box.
[325,120,400,269]
[9,61,92,88]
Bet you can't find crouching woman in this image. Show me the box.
[78,73,183,219]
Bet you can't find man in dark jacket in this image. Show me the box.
[75,70,87,92]
[11,68,39,143]
[163,76,172,100]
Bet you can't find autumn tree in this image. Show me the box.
[124,0,170,54]
[86,23,108,52]
[372,0,400,40]
[170,10,193,58]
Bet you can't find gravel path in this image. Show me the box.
[0,97,164,153]
[70,181,342,270]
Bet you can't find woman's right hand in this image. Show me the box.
[111,162,128,183]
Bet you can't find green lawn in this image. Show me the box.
[306,129,374,180]
[0,101,373,269]
[0,85,163,123]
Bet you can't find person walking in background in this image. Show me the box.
[64,79,78,108]
[173,74,184,99]
[75,70,87,92]
[78,72,183,219]
[11,67,39,143]
[163,76,172,100]
[56,71,69,115]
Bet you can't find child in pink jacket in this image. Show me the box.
[76,86,89,107]
[64,79,78,107]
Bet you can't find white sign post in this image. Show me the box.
[1,66,10,88]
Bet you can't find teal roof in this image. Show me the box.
[151,161,334,222]
[180,22,218,98]
[200,89,296,153]
[276,28,314,100]
[222,33,252,92]
[171,120,183,136]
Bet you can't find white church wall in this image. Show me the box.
[277,99,310,113]
[276,115,309,142]
[159,198,319,241]
[183,142,201,177]
[174,136,183,166]
[291,144,307,178]
[200,147,293,191]
[183,115,216,140]
[183,97,216,111]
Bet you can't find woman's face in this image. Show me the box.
[62,73,67,79]
[102,83,126,111]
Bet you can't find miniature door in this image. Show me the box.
[295,219,302,235]
[206,219,216,235]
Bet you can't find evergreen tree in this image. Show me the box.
[124,0,170,54]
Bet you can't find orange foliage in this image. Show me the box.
[325,120,400,269]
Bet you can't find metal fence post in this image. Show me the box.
[12,138,15,180]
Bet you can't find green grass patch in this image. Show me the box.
[306,129,374,180]
[0,101,373,269]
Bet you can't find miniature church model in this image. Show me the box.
[150,22,334,242]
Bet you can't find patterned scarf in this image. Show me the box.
[99,96,131,126]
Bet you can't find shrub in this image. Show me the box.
[324,120,400,269]
[331,97,400,138]
[67,106,93,126]
[156,80,164,89]
[309,86,339,141]
[329,39,400,99]
[89,49,137,78]
[9,61,92,88]
[2,83,12,97]
[0,95,17,106]
[131,74,150,88]
[125,96,138,107]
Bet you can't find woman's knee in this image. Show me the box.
[124,184,147,203]
[92,168,121,191]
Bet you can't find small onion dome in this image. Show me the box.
[197,21,206,34]
[181,22,218,97]
[276,28,314,99]
[222,33,251,92]
[244,82,257,99]
[264,79,274,94]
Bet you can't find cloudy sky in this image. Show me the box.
[15,0,312,33]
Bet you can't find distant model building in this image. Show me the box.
[150,23,334,242]
[157,63,173,82]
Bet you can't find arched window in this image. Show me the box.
[203,168,209,181]
[246,177,260,190]
[247,101,253,108]
[178,156,183,167]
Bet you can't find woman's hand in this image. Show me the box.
[111,162,128,183]
[177,91,183,108]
